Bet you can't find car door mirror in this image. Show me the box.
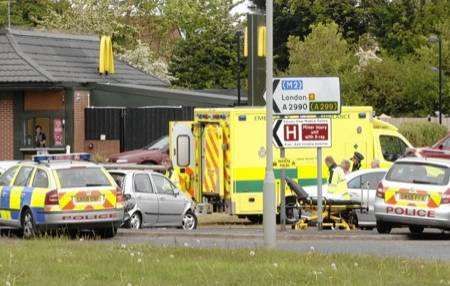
[173,188,180,197]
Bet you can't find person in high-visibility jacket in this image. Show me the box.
[325,156,349,199]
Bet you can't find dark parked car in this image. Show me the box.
[108,136,171,166]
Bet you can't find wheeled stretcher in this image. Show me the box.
[285,178,366,230]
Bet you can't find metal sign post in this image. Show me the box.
[317,147,323,230]
[280,145,286,231]
[263,0,276,248]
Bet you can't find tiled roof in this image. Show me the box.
[0,28,168,86]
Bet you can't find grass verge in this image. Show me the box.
[0,238,448,286]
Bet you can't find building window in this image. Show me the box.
[23,117,64,148]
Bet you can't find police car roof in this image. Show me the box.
[23,160,100,169]
[395,157,450,167]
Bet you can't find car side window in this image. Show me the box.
[347,176,361,189]
[32,169,49,188]
[13,167,34,187]
[134,174,153,193]
[152,175,175,196]
[0,166,19,186]
[361,172,385,190]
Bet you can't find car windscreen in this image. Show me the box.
[144,136,169,150]
[56,167,112,188]
[386,162,450,186]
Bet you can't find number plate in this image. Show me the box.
[399,193,428,201]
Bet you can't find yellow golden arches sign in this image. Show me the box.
[99,35,115,75]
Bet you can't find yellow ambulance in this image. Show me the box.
[169,106,411,221]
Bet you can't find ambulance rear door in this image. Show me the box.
[201,123,224,198]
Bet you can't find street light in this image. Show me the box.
[428,34,443,125]
[263,0,276,248]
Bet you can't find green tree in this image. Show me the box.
[168,27,238,89]
[167,0,239,89]
[285,22,359,104]
[0,0,69,28]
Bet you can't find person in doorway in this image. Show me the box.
[35,125,46,147]
[341,160,351,175]
[325,156,337,184]
[351,152,364,172]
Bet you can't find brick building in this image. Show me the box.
[0,28,239,160]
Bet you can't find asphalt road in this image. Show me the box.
[2,225,450,261]
[109,226,450,261]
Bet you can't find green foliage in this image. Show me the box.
[285,22,356,76]
[167,0,239,89]
[168,28,238,89]
[39,0,139,53]
[398,121,448,147]
[0,0,69,27]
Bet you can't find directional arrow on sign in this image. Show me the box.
[264,77,341,116]
[273,118,332,149]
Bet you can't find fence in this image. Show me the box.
[85,106,195,151]
[381,117,450,130]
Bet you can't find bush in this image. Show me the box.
[398,122,448,147]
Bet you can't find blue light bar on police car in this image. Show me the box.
[33,153,91,163]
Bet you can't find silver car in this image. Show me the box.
[303,168,387,229]
[109,170,197,230]
[375,158,450,234]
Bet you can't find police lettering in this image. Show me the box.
[386,207,435,218]
[62,213,117,220]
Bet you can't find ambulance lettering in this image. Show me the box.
[386,206,435,218]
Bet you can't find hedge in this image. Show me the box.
[398,122,448,147]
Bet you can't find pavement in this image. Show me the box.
[109,226,450,261]
[2,223,450,261]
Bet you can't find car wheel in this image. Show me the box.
[247,215,263,224]
[376,221,392,234]
[408,225,424,235]
[182,211,198,230]
[129,212,142,230]
[21,208,39,239]
[98,226,118,239]
[349,211,358,228]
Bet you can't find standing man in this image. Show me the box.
[341,160,351,175]
[325,156,337,183]
[326,156,348,199]
[35,125,46,147]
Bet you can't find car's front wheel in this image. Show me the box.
[376,221,392,234]
[182,211,198,230]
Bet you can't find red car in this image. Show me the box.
[416,132,450,159]
[108,136,171,166]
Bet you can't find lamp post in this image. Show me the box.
[429,34,443,125]
[236,31,242,106]
[263,0,276,249]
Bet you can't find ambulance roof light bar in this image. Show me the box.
[33,153,91,164]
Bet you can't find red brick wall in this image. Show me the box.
[73,90,90,152]
[84,140,120,161]
[0,99,14,160]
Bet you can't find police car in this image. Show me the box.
[0,153,124,238]
[374,157,450,234]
